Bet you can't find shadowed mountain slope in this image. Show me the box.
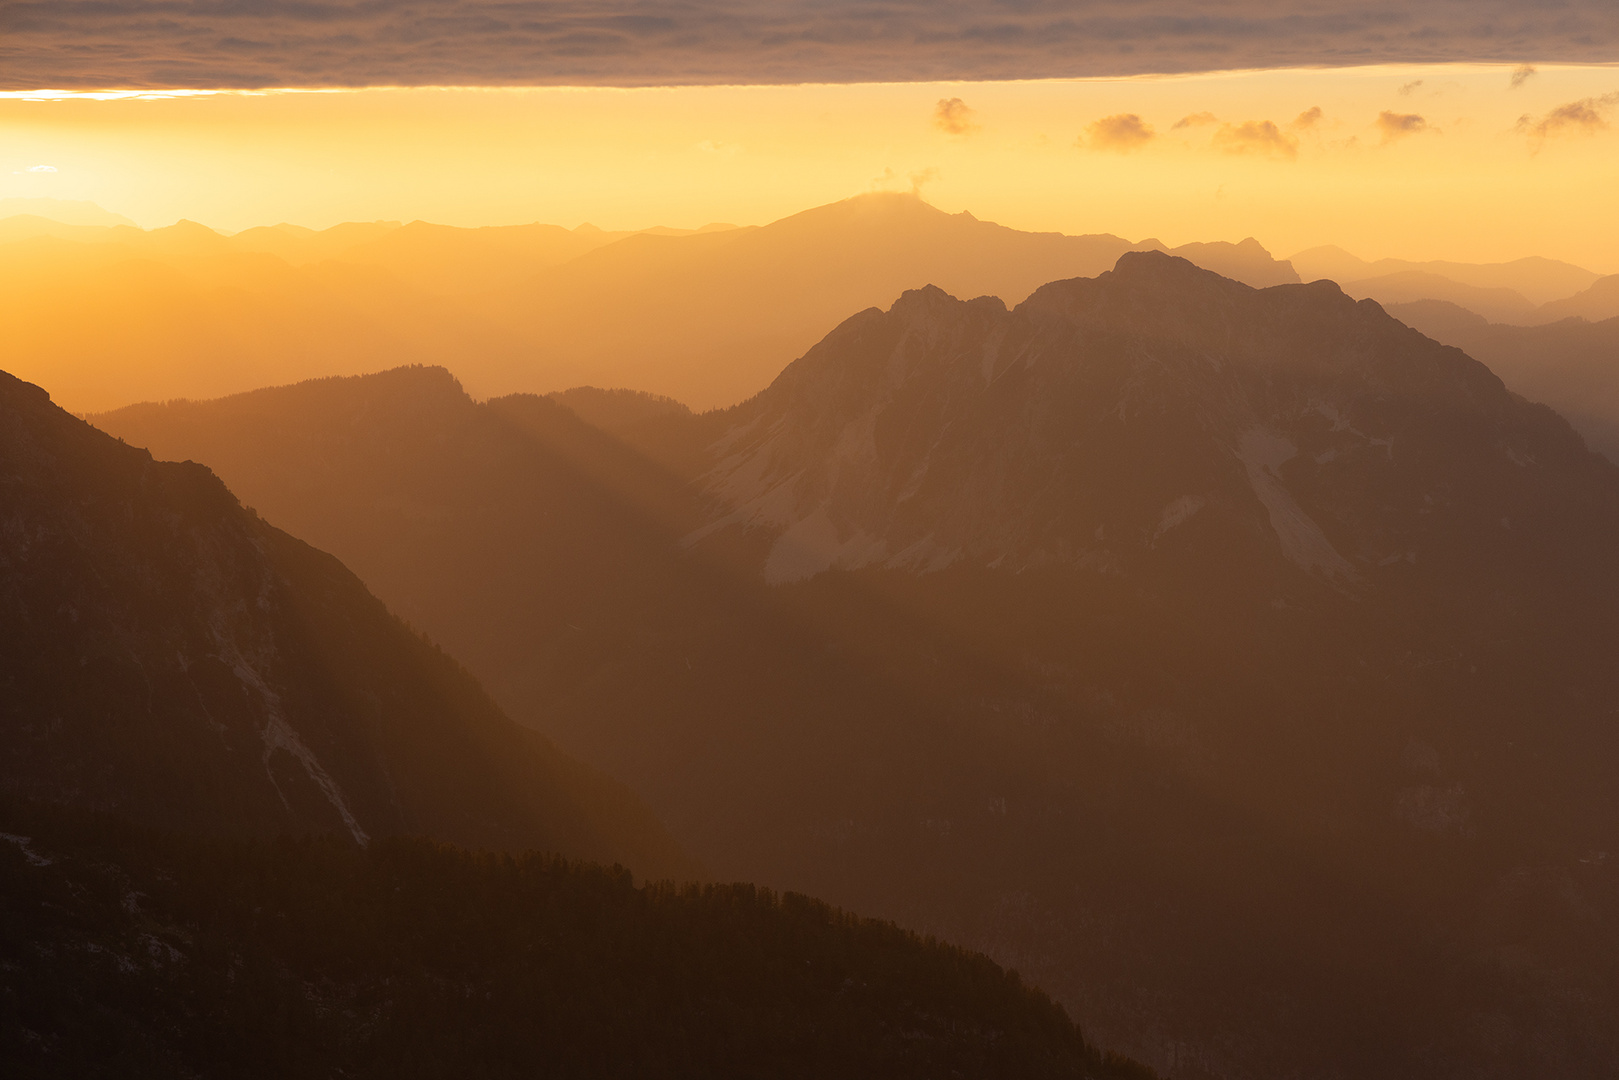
[0,369,690,878]
[94,255,1619,1079]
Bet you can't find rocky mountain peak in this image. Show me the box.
[689,255,1616,593]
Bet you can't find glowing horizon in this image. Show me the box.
[4,63,1618,270]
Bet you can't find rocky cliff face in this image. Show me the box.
[0,369,688,878]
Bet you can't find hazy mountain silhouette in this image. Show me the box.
[1157,236,1299,287]
[495,193,1304,408]
[1536,273,1619,324]
[0,198,137,228]
[4,195,1299,414]
[1339,270,1539,324]
[228,218,667,298]
[0,368,690,878]
[1291,245,1600,306]
[96,254,1619,1078]
[1387,298,1619,463]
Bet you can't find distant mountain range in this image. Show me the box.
[2,193,1298,413]
[4,197,1606,417]
[97,254,1619,1079]
[1292,244,1619,326]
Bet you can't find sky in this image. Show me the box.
[2,2,1616,269]
[4,64,1618,268]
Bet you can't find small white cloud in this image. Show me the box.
[26,164,58,173]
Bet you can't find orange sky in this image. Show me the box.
[4,63,1618,268]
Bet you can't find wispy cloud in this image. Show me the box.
[1398,79,1424,96]
[1212,120,1298,159]
[1172,112,1219,130]
[1291,106,1324,130]
[1377,110,1429,142]
[1509,64,1537,89]
[1081,113,1155,153]
[933,97,978,136]
[25,165,58,173]
[1516,93,1619,144]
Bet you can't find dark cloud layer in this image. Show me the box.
[2,1,1617,90]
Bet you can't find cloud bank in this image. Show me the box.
[3,1,1617,90]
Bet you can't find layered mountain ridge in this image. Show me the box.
[3,193,1301,413]
[92,254,1619,1079]
[0,369,689,878]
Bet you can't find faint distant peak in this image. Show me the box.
[1160,237,1301,287]
[783,190,952,225]
[153,218,226,239]
[0,197,136,228]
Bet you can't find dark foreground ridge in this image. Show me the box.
[0,804,1152,1080]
